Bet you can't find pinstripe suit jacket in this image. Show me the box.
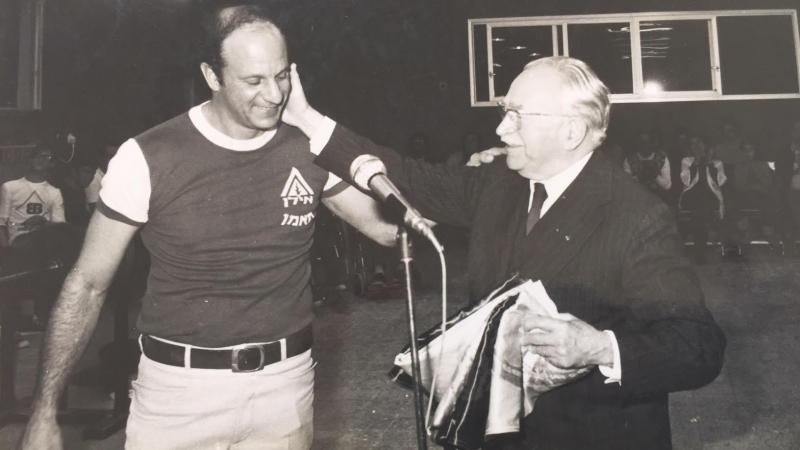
[315,125,725,450]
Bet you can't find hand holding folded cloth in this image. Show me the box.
[388,278,596,447]
[493,289,593,419]
[523,348,590,395]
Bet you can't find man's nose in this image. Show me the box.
[259,79,284,104]
[496,114,514,137]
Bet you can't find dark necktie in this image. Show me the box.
[526,182,547,235]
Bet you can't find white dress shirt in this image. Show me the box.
[527,152,622,384]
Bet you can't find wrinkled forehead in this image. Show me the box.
[504,66,566,110]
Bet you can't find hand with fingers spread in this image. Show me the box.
[283,63,324,137]
[520,313,614,370]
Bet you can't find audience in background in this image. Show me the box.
[678,136,728,263]
[446,131,483,167]
[0,144,76,332]
[80,163,104,214]
[53,160,96,228]
[406,131,431,160]
[603,140,625,168]
[713,120,747,166]
[777,119,800,252]
[623,130,672,204]
[731,139,785,253]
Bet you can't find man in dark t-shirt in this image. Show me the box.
[20,4,397,450]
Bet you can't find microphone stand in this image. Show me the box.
[398,227,428,450]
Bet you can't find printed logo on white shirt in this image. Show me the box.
[15,191,47,216]
[281,167,314,208]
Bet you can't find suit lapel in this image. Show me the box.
[492,175,530,282]
[516,152,613,281]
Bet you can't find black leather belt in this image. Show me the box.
[141,325,312,372]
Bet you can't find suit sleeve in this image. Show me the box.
[314,124,490,227]
[613,202,725,399]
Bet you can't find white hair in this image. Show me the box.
[524,56,611,145]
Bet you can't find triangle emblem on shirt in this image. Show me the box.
[281,167,315,208]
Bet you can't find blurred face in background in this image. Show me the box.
[722,123,738,141]
[636,132,655,156]
[742,142,757,161]
[690,137,707,159]
[30,149,55,174]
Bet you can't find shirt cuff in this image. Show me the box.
[598,329,622,384]
[309,116,337,156]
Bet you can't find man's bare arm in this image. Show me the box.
[322,185,398,247]
[19,212,138,449]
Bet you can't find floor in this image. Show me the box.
[2,240,800,449]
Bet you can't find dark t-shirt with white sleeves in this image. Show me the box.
[98,103,345,347]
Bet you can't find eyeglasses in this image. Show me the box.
[497,103,578,129]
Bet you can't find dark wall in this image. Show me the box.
[3,0,800,162]
[455,0,800,160]
[288,0,800,159]
[2,0,198,155]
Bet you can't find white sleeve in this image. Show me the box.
[598,330,622,384]
[307,116,343,191]
[98,139,151,223]
[308,116,337,156]
[49,188,65,223]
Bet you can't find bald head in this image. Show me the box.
[201,3,286,84]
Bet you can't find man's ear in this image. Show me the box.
[562,118,589,151]
[200,63,222,92]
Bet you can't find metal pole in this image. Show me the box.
[399,228,428,450]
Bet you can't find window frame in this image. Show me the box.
[468,9,800,106]
[0,0,45,111]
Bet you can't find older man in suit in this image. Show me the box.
[285,56,725,450]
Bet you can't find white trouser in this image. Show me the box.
[125,348,315,450]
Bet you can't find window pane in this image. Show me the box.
[472,24,489,102]
[0,1,21,108]
[641,20,712,92]
[568,23,633,94]
[491,26,553,98]
[718,15,799,94]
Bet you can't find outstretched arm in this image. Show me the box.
[19,212,138,450]
[285,64,488,228]
[322,185,399,247]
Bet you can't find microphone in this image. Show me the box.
[350,155,443,252]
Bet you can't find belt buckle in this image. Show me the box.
[231,344,266,372]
